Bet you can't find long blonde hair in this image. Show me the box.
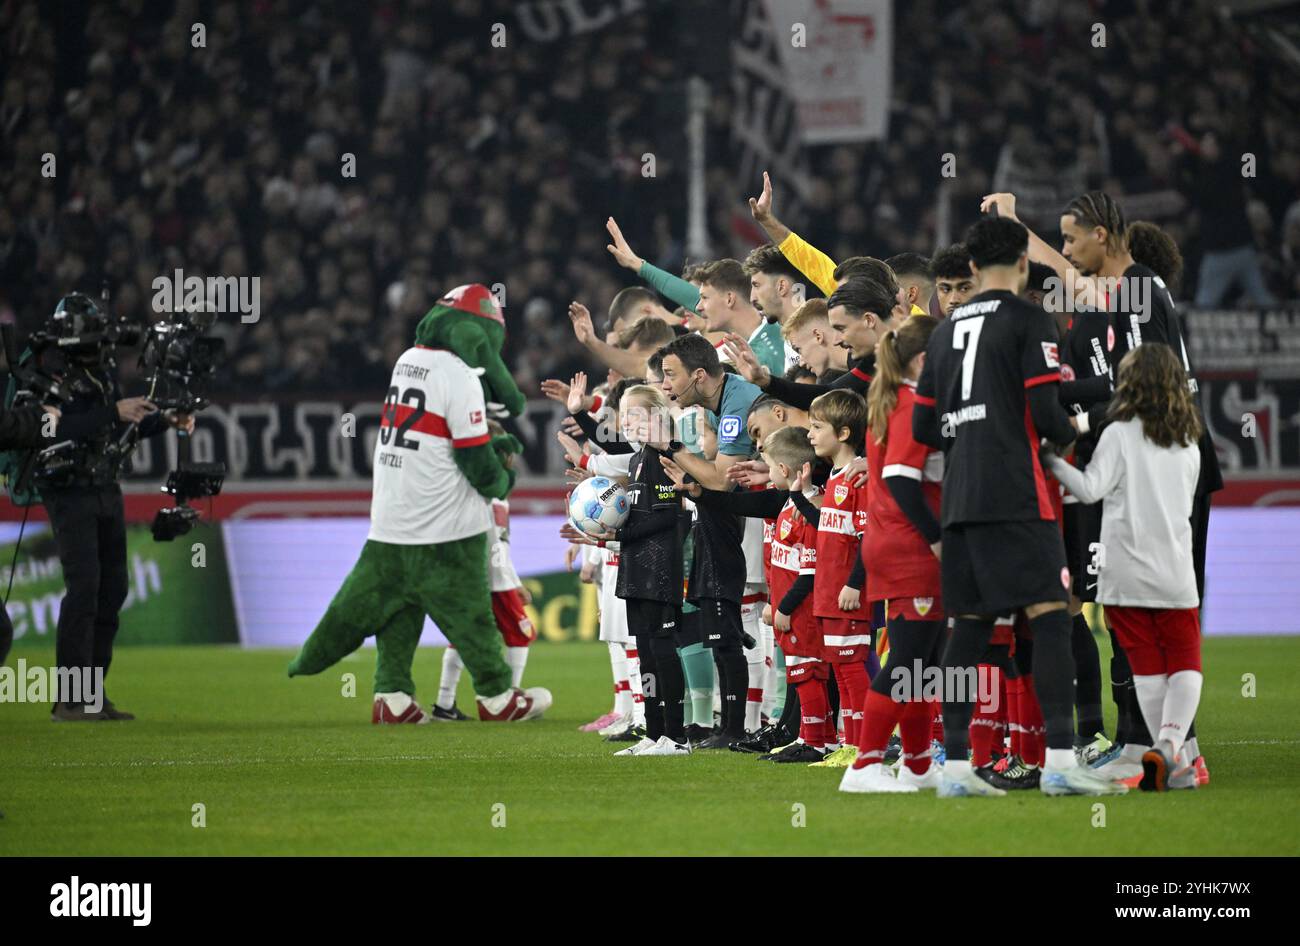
[867,315,937,442]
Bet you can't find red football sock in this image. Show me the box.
[796,678,829,749]
[970,664,1000,767]
[899,698,936,775]
[1006,675,1024,759]
[854,689,903,766]
[834,662,869,750]
[1019,673,1045,767]
[993,671,1009,755]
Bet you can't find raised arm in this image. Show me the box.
[748,171,837,297]
[567,301,647,380]
[606,216,703,314]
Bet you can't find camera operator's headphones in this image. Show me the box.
[48,293,106,354]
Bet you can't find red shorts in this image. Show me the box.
[990,614,1016,646]
[785,654,829,684]
[818,617,873,662]
[886,595,945,623]
[491,588,535,647]
[1105,605,1201,676]
[776,617,822,660]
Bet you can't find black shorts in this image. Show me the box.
[676,608,705,648]
[692,597,744,650]
[941,519,1071,617]
[624,598,681,641]
[1062,500,1103,602]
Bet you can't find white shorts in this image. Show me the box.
[598,578,630,644]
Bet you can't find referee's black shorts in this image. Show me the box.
[1062,500,1104,602]
[692,597,745,650]
[941,519,1071,617]
[625,598,681,640]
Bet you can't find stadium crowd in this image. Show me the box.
[2,0,1298,400]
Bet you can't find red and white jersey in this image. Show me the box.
[769,497,818,636]
[865,384,943,603]
[488,499,522,592]
[369,346,493,545]
[813,463,871,620]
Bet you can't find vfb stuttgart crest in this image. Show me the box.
[779,519,793,540]
[834,483,849,505]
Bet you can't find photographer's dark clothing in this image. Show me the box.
[48,364,168,486]
[0,403,53,449]
[43,484,129,698]
[37,361,170,709]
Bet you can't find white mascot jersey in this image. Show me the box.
[368,345,493,545]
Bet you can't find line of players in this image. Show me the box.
[552,177,1215,795]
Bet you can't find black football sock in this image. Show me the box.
[713,645,748,738]
[939,617,995,761]
[1027,609,1076,752]
[635,633,664,742]
[649,635,686,744]
[1071,613,1104,740]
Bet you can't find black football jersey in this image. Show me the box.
[1061,308,1113,467]
[615,445,685,603]
[686,501,746,604]
[916,289,1063,525]
[1107,263,1223,494]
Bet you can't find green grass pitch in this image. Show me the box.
[1,635,1297,856]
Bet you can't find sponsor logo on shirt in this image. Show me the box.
[655,484,676,501]
[1041,341,1060,368]
[819,507,853,534]
[719,415,742,443]
[770,542,797,571]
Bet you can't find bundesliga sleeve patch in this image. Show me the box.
[1040,341,1060,368]
[719,415,742,442]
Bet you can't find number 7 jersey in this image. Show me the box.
[916,289,1062,525]
[369,345,494,545]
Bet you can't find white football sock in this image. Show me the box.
[625,645,645,727]
[609,642,631,716]
[1133,673,1168,759]
[712,664,723,717]
[944,759,972,778]
[1184,736,1201,762]
[760,622,778,717]
[506,646,529,689]
[437,647,463,710]
[745,659,764,731]
[1159,670,1203,758]
[376,691,414,713]
[1044,748,1076,772]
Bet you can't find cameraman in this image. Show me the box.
[0,402,61,665]
[38,294,193,721]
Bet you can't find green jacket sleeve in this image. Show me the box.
[638,261,701,314]
[453,442,517,501]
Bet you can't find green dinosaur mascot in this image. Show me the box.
[287,284,551,723]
